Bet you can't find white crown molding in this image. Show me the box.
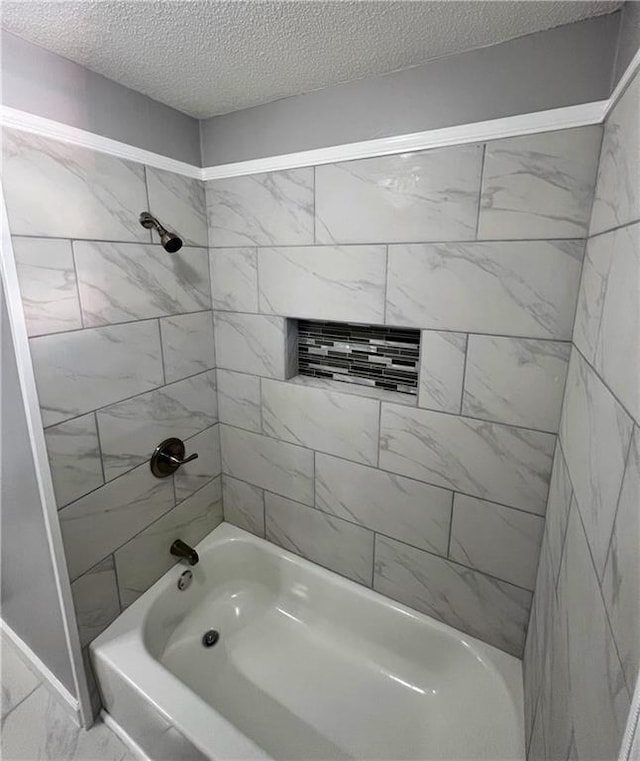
[201,100,608,180]
[3,38,640,182]
[2,100,608,182]
[0,106,202,179]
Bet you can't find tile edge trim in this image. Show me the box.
[1,100,607,182]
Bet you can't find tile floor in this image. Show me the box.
[1,635,138,761]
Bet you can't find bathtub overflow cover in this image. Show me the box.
[177,570,193,591]
[202,630,220,648]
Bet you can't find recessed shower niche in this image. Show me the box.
[296,319,420,395]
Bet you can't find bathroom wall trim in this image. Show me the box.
[1,44,638,180]
[0,100,607,180]
[200,100,607,179]
[0,106,202,180]
[0,186,94,727]
[0,620,80,723]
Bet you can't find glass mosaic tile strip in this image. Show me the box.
[297,320,420,395]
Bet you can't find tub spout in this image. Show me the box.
[170,539,199,566]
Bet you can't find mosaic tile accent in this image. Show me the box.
[297,319,419,395]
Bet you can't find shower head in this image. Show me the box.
[139,212,183,253]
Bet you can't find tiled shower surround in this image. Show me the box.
[207,123,602,660]
[2,114,617,708]
[2,130,223,712]
[523,71,640,760]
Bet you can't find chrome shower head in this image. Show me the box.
[139,212,183,253]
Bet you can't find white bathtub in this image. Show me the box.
[91,523,525,760]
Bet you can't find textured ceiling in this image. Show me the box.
[1,1,621,118]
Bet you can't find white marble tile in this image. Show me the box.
[71,556,121,647]
[1,637,40,721]
[159,311,216,383]
[220,425,314,505]
[258,245,386,322]
[315,145,483,244]
[12,237,83,337]
[594,223,640,423]
[97,370,217,480]
[261,379,380,465]
[315,453,452,556]
[386,240,584,339]
[222,475,265,537]
[380,403,554,514]
[210,247,258,312]
[206,168,314,246]
[214,312,288,378]
[559,507,630,760]
[45,414,104,508]
[59,462,175,580]
[478,126,601,239]
[602,425,640,694]
[146,166,208,247]
[374,535,531,656]
[115,477,222,607]
[590,69,640,234]
[216,369,262,432]
[265,492,374,585]
[289,373,417,407]
[174,425,221,502]
[1,683,132,760]
[74,242,210,327]
[462,336,570,432]
[2,129,149,242]
[560,350,634,577]
[30,321,164,427]
[544,445,573,587]
[418,330,466,413]
[573,232,615,365]
[450,494,544,590]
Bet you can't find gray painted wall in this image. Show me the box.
[615,1,640,84]
[1,30,201,166]
[0,285,75,694]
[3,9,638,168]
[200,12,620,165]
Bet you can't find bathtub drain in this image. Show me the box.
[202,629,220,648]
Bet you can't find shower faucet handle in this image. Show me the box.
[150,437,199,478]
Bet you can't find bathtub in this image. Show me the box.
[91,523,525,760]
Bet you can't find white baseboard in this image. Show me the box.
[1,619,80,725]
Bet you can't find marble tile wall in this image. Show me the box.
[2,130,222,673]
[206,123,603,658]
[523,71,640,760]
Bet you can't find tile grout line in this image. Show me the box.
[69,474,223,587]
[458,333,470,415]
[43,366,217,432]
[220,468,539,593]
[474,143,488,240]
[69,239,86,330]
[58,421,220,512]
[156,318,167,385]
[220,420,550,518]
[93,411,108,487]
[28,307,216,341]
